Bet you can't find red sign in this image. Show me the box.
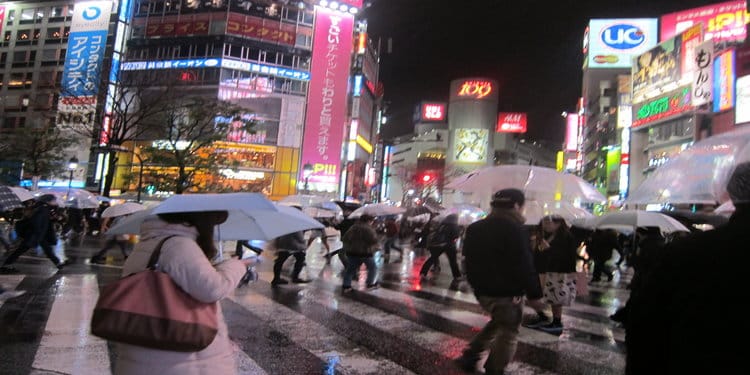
[421,103,446,122]
[457,80,493,99]
[496,112,527,133]
[661,1,747,43]
[621,153,630,165]
[226,13,295,46]
[340,1,363,8]
[146,20,209,37]
[300,8,354,190]
[0,6,6,36]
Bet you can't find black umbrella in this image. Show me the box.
[0,186,23,212]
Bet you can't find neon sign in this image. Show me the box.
[633,86,692,128]
[421,103,446,121]
[496,112,527,133]
[457,81,493,99]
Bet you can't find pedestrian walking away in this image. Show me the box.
[419,213,463,280]
[341,214,380,292]
[586,229,620,282]
[1,194,66,272]
[625,162,750,374]
[271,229,310,286]
[382,217,404,263]
[455,189,545,375]
[90,215,134,264]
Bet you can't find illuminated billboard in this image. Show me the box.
[564,114,580,151]
[692,41,714,107]
[300,7,354,191]
[713,49,736,112]
[496,113,527,133]
[736,75,750,124]
[661,1,747,44]
[420,103,447,122]
[585,19,659,69]
[57,1,112,129]
[0,6,6,35]
[454,129,488,163]
[632,24,702,104]
[456,80,494,100]
[632,86,692,128]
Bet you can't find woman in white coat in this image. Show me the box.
[115,210,251,375]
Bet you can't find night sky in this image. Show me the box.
[363,0,720,146]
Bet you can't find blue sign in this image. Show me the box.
[353,75,362,97]
[221,59,311,81]
[602,24,646,50]
[120,58,311,81]
[121,58,221,71]
[61,29,108,97]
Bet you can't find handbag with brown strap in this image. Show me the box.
[91,235,219,352]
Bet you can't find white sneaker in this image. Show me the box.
[0,290,26,301]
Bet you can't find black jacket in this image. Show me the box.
[586,230,620,262]
[342,222,379,257]
[19,203,57,248]
[463,210,543,299]
[541,231,578,274]
[625,209,750,375]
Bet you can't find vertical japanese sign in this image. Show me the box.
[300,7,354,191]
[713,49,736,112]
[0,6,6,35]
[692,41,714,107]
[57,1,111,129]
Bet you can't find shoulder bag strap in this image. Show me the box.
[146,235,178,270]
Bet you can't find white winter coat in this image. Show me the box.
[114,218,247,375]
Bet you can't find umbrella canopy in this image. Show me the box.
[404,205,436,217]
[278,194,327,208]
[445,165,606,204]
[523,200,593,226]
[0,186,24,212]
[626,126,750,205]
[37,187,100,209]
[107,193,323,240]
[714,201,735,216]
[589,210,690,233]
[348,203,406,218]
[432,204,486,226]
[8,187,34,202]
[302,206,336,218]
[278,194,343,219]
[101,202,147,218]
[659,209,729,230]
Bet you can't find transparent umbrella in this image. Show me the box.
[523,200,593,226]
[590,210,691,233]
[432,204,486,226]
[626,126,750,205]
[36,188,100,209]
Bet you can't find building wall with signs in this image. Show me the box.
[447,78,499,170]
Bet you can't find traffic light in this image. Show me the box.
[420,172,435,184]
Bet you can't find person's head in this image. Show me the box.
[157,210,228,259]
[727,162,750,213]
[442,213,459,226]
[490,189,525,213]
[36,194,58,207]
[540,215,568,235]
[359,214,375,225]
[636,226,662,241]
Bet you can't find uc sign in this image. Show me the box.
[602,24,645,50]
[457,81,493,99]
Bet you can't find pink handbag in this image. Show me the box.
[91,236,219,352]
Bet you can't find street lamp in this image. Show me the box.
[67,156,79,200]
[302,162,313,194]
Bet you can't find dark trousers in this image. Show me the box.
[325,248,349,268]
[92,238,129,260]
[420,246,462,278]
[591,258,612,281]
[273,251,305,280]
[3,242,61,267]
[383,236,403,262]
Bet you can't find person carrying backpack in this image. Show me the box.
[419,214,463,280]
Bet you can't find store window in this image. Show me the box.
[20,9,35,24]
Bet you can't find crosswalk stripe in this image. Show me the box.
[31,275,110,375]
[0,275,25,308]
[229,291,415,374]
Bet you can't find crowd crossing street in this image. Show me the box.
[0,238,630,375]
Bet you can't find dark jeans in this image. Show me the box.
[325,248,349,268]
[3,242,61,267]
[273,250,305,280]
[343,255,377,288]
[91,238,129,260]
[383,236,403,262]
[420,246,461,278]
[591,258,612,281]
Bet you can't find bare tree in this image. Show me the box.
[0,122,77,188]
[140,94,255,194]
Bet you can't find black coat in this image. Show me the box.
[19,203,57,248]
[342,222,379,257]
[540,231,578,274]
[625,209,750,374]
[463,211,543,299]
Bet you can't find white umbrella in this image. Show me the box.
[523,200,593,226]
[432,204,486,226]
[37,188,100,209]
[714,201,735,217]
[446,165,606,204]
[101,202,147,218]
[626,126,750,205]
[9,187,34,201]
[348,203,406,218]
[278,194,343,219]
[302,206,336,218]
[590,210,690,233]
[107,193,323,240]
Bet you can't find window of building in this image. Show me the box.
[300,10,314,25]
[33,29,41,40]
[13,51,27,63]
[282,7,298,23]
[42,49,58,61]
[3,31,10,44]
[6,10,15,24]
[29,51,36,62]
[17,30,31,40]
[0,73,4,86]
[64,27,70,38]
[50,6,64,18]
[295,34,312,48]
[47,27,62,39]
[195,43,207,57]
[39,71,55,86]
[20,9,35,24]
[35,8,46,21]
[0,52,7,64]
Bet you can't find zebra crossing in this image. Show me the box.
[0,247,631,375]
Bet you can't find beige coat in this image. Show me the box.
[114,218,247,375]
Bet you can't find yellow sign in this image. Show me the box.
[355,135,373,153]
[556,151,564,172]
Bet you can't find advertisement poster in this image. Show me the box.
[496,113,528,133]
[564,114,580,151]
[617,75,632,128]
[421,103,446,122]
[692,40,714,107]
[57,1,111,129]
[713,49,736,112]
[633,86,692,128]
[454,129,488,163]
[735,75,750,124]
[0,6,6,35]
[585,19,658,69]
[661,1,747,44]
[300,7,354,191]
